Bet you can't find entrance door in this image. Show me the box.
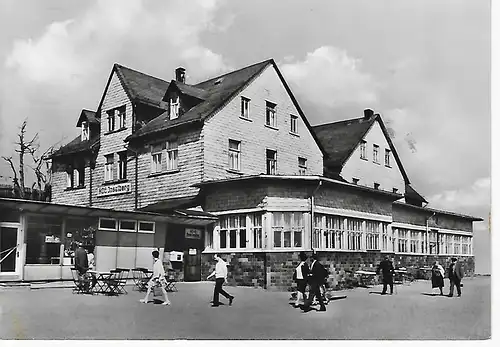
[0,226,19,273]
[184,250,201,282]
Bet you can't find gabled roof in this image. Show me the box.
[127,59,273,140]
[48,135,99,159]
[312,114,410,184]
[95,64,171,114]
[76,109,98,127]
[164,80,209,101]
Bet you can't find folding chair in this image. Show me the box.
[71,267,90,294]
[165,270,178,292]
[115,268,130,294]
[132,268,150,292]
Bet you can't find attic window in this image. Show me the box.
[81,121,89,141]
[214,77,224,85]
[170,95,180,120]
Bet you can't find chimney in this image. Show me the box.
[175,67,186,83]
[364,108,374,119]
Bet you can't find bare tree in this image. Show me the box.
[2,120,40,199]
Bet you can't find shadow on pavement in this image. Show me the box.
[421,293,446,297]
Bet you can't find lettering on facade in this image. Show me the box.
[97,182,132,197]
[185,228,202,239]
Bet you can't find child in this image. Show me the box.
[139,250,171,306]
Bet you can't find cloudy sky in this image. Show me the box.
[0,0,491,273]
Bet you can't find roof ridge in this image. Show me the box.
[114,63,169,84]
[194,58,273,87]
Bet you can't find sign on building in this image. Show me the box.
[97,182,132,197]
[185,228,202,239]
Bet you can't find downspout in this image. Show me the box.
[310,180,323,251]
[89,160,93,207]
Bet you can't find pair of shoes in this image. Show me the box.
[139,299,148,304]
[447,294,453,297]
[161,301,171,306]
[457,294,461,297]
[318,307,327,312]
[229,296,234,306]
[211,304,220,307]
[381,293,387,295]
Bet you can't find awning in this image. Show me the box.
[0,197,217,225]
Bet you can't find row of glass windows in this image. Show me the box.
[240,96,299,135]
[205,212,473,255]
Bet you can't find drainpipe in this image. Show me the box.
[310,180,323,251]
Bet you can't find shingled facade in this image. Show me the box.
[49,59,482,290]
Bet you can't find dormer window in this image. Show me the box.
[170,95,180,120]
[81,121,89,141]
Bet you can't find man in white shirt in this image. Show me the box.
[207,254,234,307]
[140,250,171,306]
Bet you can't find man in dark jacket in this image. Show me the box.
[74,242,90,291]
[377,256,395,295]
[303,252,327,312]
[448,257,465,297]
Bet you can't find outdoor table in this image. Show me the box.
[88,271,119,295]
[394,269,407,284]
[355,270,377,287]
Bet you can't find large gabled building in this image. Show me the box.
[7,59,480,289]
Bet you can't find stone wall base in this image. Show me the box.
[201,252,475,291]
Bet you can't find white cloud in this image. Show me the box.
[280,46,379,108]
[427,177,491,213]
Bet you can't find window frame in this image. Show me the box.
[118,151,127,180]
[119,220,137,232]
[290,114,298,134]
[170,95,180,120]
[298,157,307,175]
[385,148,391,167]
[266,149,277,175]
[81,121,89,141]
[265,101,277,128]
[116,106,126,129]
[272,212,304,249]
[240,96,250,119]
[228,140,241,172]
[166,140,179,171]
[365,220,380,250]
[99,218,118,231]
[104,154,114,182]
[360,140,367,160]
[150,143,163,174]
[373,144,380,163]
[138,221,155,234]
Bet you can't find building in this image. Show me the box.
[34,59,481,290]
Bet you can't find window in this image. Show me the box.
[251,214,263,248]
[446,234,453,254]
[397,229,408,253]
[381,224,389,251]
[298,157,307,175]
[104,154,114,182]
[228,140,241,171]
[266,149,277,175]
[81,121,89,141]
[66,167,85,188]
[138,221,155,233]
[166,141,178,171]
[352,178,359,185]
[373,144,379,163]
[265,101,277,127]
[117,106,126,129]
[205,227,214,249]
[119,220,136,232]
[241,97,250,119]
[346,218,362,250]
[385,149,391,167]
[325,215,344,250]
[360,141,367,159]
[107,111,115,132]
[290,115,298,134]
[366,221,380,250]
[118,151,127,180]
[99,218,117,231]
[313,215,323,249]
[429,231,438,254]
[374,183,380,190]
[272,212,303,248]
[170,95,180,120]
[219,215,247,249]
[25,215,63,265]
[454,235,460,254]
[151,144,163,174]
[410,231,419,253]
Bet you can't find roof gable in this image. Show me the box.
[313,113,410,184]
[76,109,98,127]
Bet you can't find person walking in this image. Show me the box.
[448,257,465,297]
[140,250,171,306]
[74,242,91,292]
[302,252,327,312]
[431,261,445,295]
[207,254,234,307]
[293,251,309,308]
[377,255,395,295]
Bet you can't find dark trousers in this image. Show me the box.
[382,278,394,294]
[449,277,462,296]
[306,282,326,309]
[213,278,232,304]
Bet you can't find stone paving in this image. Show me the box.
[0,276,490,340]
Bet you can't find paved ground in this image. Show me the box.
[0,276,490,340]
